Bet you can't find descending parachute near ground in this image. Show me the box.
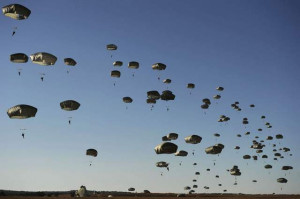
[155,142,178,154]
[7,105,37,119]
[128,188,135,192]
[184,186,191,190]
[86,149,97,157]
[60,100,80,111]
[10,53,28,63]
[2,4,31,20]
[230,165,241,176]
[185,135,202,144]
[30,52,57,66]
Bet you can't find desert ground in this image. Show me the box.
[1,194,300,199]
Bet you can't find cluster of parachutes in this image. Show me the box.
[2,3,294,195]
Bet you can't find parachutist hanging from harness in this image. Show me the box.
[22,133,24,139]
[18,71,21,76]
[69,120,71,125]
[167,167,169,171]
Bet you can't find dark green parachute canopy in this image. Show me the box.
[60,100,80,111]
[283,147,290,152]
[2,4,31,20]
[243,155,251,160]
[234,146,240,150]
[147,91,160,100]
[64,58,77,66]
[10,53,28,63]
[184,186,191,190]
[162,136,171,141]
[205,145,223,155]
[152,63,166,70]
[277,178,288,183]
[253,180,257,183]
[237,134,242,137]
[184,135,202,144]
[30,52,57,66]
[264,164,272,169]
[245,131,250,135]
[187,83,195,89]
[256,149,263,153]
[143,190,150,194]
[106,44,117,50]
[113,61,123,67]
[276,134,283,139]
[111,70,121,78]
[193,179,197,182]
[201,104,209,109]
[160,90,175,101]
[156,161,169,168]
[128,188,135,192]
[202,98,211,105]
[154,142,178,154]
[193,185,198,188]
[193,163,197,166]
[252,155,258,160]
[123,97,133,103]
[261,115,266,119]
[86,149,97,157]
[7,104,37,119]
[206,168,210,171]
[262,155,268,159]
[215,143,224,149]
[230,165,241,176]
[250,104,255,108]
[146,99,156,104]
[216,86,224,91]
[167,133,178,140]
[163,79,171,84]
[175,150,188,157]
[213,95,221,99]
[195,172,200,175]
[214,133,220,137]
[128,61,139,69]
[282,166,293,170]
[258,128,262,131]
[266,136,273,140]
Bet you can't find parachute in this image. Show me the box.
[106,44,117,50]
[30,52,57,66]
[187,83,195,89]
[60,100,80,111]
[128,188,135,192]
[163,79,171,84]
[277,178,288,183]
[250,104,255,108]
[152,63,166,70]
[184,135,202,144]
[7,105,37,119]
[111,70,121,78]
[205,145,223,155]
[216,86,224,91]
[10,53,28,63]
[113,61,123,67]
[160,90,175,101]
[276,134,283,139]
[154,142,178,154]
[243,155,251,159]
[184,186,191,190]
[156,161,169,168]
[64,58,77,66]
[162,136,171,141]
[213,95,221,99]
[230,165,241,176]
[2,4,31,20]
[167,133,178,140]
[123,97,133,103]
[147,91,160,100]
[86,149,97,157]
[175,150,188,157]
[195,172,200,175]
[128,61,139,69]
[264,164,272,169]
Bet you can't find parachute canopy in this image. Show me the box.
[154,142,178,154]
[2,4,31,20]
[86,149,97,157]
[175,150,188,157]
[184,135,202,144]
[128,188,135,192]
[163,79,171,84]
[147,91,160,100]
[123,97,133,103]
[113,61,123,67]
[107,44,117,50]
[7,104,37,119]
[152,63,166,70]
[160,90,175,101]
[64,58,77,66]
[60,100,80,111]
[277,178,288,183]
[205,145,223,155]
[156,161,169,168]
[128,61,139,69]
[10,53,28,63]
[30,52,57,66]
[111,70,121,78]
[187,83,195,89]
[167,133,178,140]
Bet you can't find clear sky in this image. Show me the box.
[0,0,299,194]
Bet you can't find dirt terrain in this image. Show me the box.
[1,194,300,199]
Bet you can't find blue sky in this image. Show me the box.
[0,0,299,194]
